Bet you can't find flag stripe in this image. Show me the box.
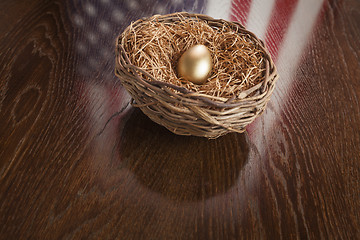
[206,0,233,20]
[264,0,299,59]
[245,0,277,39]
[230,0,252,25]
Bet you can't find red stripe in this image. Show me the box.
[264,0,299,60]
[230,0,252,26]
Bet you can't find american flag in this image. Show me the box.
[73,0,326,145]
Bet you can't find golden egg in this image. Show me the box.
[177,44,212,85]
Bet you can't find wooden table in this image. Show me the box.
[1,0,359,239]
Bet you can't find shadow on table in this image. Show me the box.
[118,108,249,202]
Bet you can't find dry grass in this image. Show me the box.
[121,15,266,98]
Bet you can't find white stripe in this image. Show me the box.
[206,0,232,20]
[246,0,276,39]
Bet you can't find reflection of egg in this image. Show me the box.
[177,44,212,85]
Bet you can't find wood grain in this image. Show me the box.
[0,0,359,239]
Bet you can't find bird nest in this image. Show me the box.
[115,12,278,138]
